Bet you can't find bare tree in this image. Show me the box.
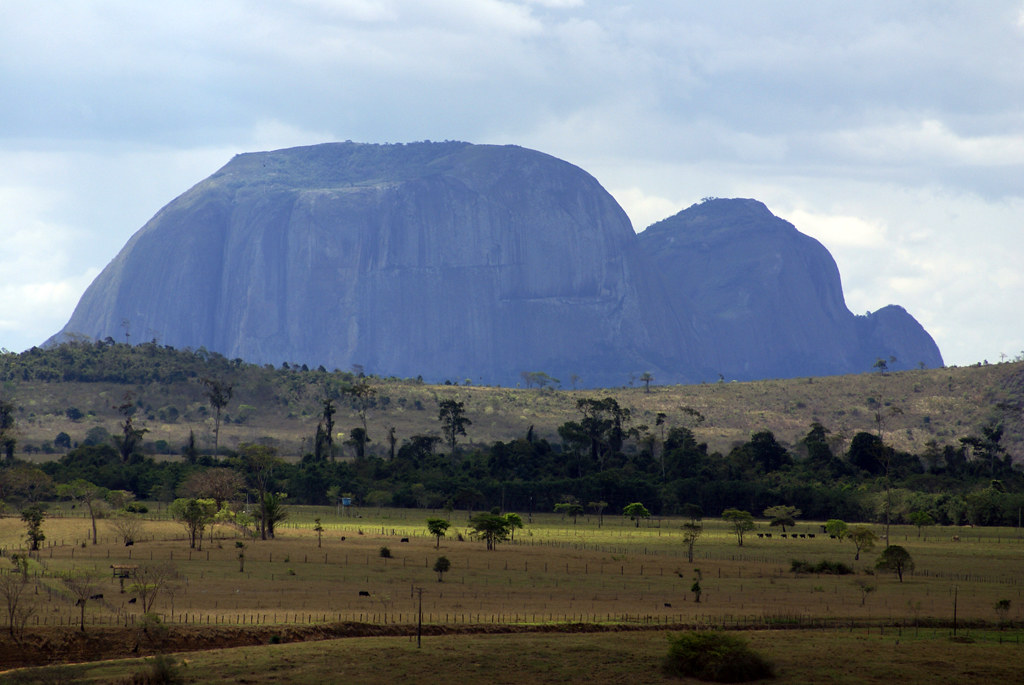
[0,574,36,640]
[131,562,179,614]
[57,479,108,545]
[61,572,103,633]
[110,514,144,546]
[179,468,245,508]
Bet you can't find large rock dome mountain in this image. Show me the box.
[49,142,942,386]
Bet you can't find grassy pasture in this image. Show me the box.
[2,506,1023,634]
[4,628,1024,684]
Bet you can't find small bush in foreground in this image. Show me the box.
[663,632,774,682]
[124,655,182,684]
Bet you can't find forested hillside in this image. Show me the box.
[1,341,1022,526]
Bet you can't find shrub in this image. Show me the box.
[663,632,774,682]
[124,655,182,684]
[790,559,852,575]
[379,546,392,558]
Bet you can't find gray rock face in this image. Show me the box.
[637,198,943,379]
[50,143,942,386]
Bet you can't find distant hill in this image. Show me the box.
[48,142,942,386]
[2,343,1018,461]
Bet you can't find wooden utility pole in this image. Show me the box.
[416,587,424,648]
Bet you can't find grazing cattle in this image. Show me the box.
[89,594,104,600]
[765,533,772,538]
[829,534,837,539]
[799,534,806,538]
[757,533,764,538]
[124,540,134,547]
[952,535,960,542]
[400,538,409,543]
[780,533,787,538]
[128,597,137,604]
[340,536,347,541]
[358,590,371,597]
[807,534,815,538]
[664,603,672,608]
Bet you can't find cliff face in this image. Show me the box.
[52,142,686,386]
[636,198,943,379]
[50,143,942,386]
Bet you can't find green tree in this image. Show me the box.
[313,518,324,548]
[763,505,801,533]
[317,398,336,461]
[849,525,878,561]
[343,378,376,436]
[908,510,935,538]
[554,501,585,525]
[433,556,451,582]
[261,492,288,539]
[427,518,450,548]
[112,395,147,463]
[0,399,16,463]
[239,443,279,540]
[170,498,217,550]
[201,377,233,454]
[622,502,651,528]
[20,504,45,551]
[681,503,703,524]
[468,511,513,550]
[681,521,703,563]
[57,479,108,545]
[995,599,1011,627]
[875,545,914,582]
[344,426,371,460]
[722,508,755,547]
[504,512,524,541]
[639,371,654,393]
[438,399,471,460]
[824,519,849,540]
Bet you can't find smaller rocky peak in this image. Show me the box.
[639,197,799,252]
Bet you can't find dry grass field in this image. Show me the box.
[1,507,1022,630]
[7,360,1024,460]
[1,505,1022,681]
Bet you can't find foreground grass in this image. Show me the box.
[6,628,1023,684]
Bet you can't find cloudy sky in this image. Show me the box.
[2,1,1022,366]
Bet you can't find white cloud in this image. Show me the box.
[779,209,888,249]
[609,188,683,233]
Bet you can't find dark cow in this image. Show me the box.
[400,538,409,543]
[358,590,371,597]
[128,597,137,604]
[89,594,104,600]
